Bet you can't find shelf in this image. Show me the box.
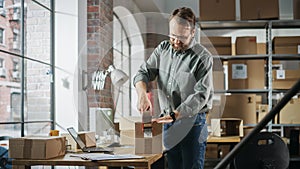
[272,54,300,60]
[271,20,300,29]
[199,20,300,30]
[199,20,268,29]
[213,54,269,60]
[214,89,269,94]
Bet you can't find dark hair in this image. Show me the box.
[169,7,196,29]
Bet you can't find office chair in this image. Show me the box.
[234,132,289,169]
[0,136,12,169]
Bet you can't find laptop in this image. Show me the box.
[67,127,113,154]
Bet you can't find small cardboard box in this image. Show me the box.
[201,37,232,55]
[78,131,96,148]
[273,36,300,54]
[199,0,235,21]
[228,60,265,89]
[119,120,162,154]
[9,136,66,159]
[240,0,279,20]
[211,118,244,137]
[272,69,300,89]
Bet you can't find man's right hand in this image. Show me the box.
[135,81,152,113]
[137,92,152,113]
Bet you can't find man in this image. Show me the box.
[133,7,213,169]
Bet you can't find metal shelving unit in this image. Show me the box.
[200,20,300,135]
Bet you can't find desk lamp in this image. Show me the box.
[92,65,128,91]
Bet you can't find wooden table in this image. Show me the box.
[207,136,241,144]
[12,153,163,169]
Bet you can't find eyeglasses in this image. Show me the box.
[169,34,191,42]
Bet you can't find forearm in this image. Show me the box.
[135,81,147,96]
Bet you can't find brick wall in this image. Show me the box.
[87,0,114,109]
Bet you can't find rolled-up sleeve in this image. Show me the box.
[133,42,162,87]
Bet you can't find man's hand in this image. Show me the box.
[135,81,152,113]
[137,92,152,113]
[155,110,180,123]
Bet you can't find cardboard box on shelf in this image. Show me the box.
[228,36,266,89]
[294,0,300,19]
[236,37,257,55]
[228,60,265,89]
[279,98,300,124]
[9,136,66,159]
[273,36,300,54]
[201,37,232,55]
[199,0,235,21]
[240,0,279,20]
[211,118,244,137]
[222,94,257,124]
[272,69,300,89]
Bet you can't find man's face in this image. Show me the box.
[169,17,195,51]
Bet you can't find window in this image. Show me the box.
[113,14,131,118]
[0,0,54,137]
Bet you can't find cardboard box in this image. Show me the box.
[78,131,96,148]
[228,60,265,89]
[240,0,279,20]
[294,0,300,19]
[211,118,244,137]
[222,94,257,124]
[201,37,232,55]
[119,121,162,154]
[236,37,257,55]
[199,0,235,21]
[273,36,300,54]
[280,98,300,124]
[272,69,300,89]
[9,136,66,159]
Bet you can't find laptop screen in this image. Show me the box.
[67,127,87,149]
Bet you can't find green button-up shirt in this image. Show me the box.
[133,40,213,117]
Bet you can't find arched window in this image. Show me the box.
[113,13,131,118]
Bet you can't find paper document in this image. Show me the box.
[70,153,144,161]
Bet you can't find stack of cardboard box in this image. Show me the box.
[228,37,265,90]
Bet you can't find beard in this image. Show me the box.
[170,40,189,52]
